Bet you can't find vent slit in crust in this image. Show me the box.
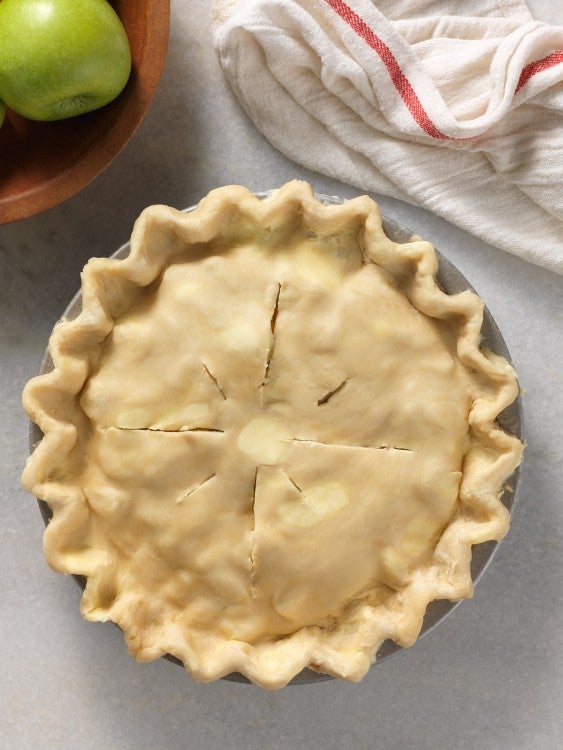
[289,437,414,453]
[249,467,259,599]
[261,282,282,389]
[97,426,225,434]
[176,474,216,504]
[202,362,227,400]
[317,379,349,406]
[283,470,306,498]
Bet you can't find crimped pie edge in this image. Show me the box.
[21,181,523,689]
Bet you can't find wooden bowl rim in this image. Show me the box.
[0,0,170,224]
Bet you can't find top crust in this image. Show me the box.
[22,181,523,689]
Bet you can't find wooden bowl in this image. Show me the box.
[0,0,170,224]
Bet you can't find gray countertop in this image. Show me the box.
[1,2,562,748]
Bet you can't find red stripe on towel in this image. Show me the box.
[323,0,448,139]
[323,0,563,139]
[515,50,563,93]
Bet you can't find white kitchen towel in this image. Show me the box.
[212,0,563,273]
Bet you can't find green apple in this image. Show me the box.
[0,0,131,121]
[0,100,5,128]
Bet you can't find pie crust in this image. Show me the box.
[22,181,523,689]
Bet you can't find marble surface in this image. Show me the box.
[1,2,561,748]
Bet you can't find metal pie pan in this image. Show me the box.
[31,192,523,686]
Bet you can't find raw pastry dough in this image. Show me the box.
[22,182,523,689]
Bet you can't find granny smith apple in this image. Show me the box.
[0,0,131,121]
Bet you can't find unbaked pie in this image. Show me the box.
[22,181,523,689]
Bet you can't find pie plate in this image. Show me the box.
[29,192,523,685]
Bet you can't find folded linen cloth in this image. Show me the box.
[212,0,563,273]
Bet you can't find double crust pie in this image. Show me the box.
[22,182,523,689]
